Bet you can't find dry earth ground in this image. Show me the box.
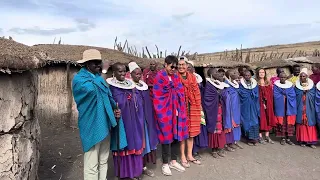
[39,126,320,180]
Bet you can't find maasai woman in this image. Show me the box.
[187,62,208,157]
[129,62,159,177]
[107,63,144,180]
[204,68,228,158]
[153,55,188,176]
[270,68,284,85]
[295,68,318,148]
[225,69,244,149]
[273,72,297,145]
[240,70,260,146]
[256,68,276,144]
[178,59,202,168]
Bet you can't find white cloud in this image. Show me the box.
[1,0,320,54]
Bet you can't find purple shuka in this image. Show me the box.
[139,89,158,150]
[109,86,144,179]
[203,81,219,133]
[193,82,208,153]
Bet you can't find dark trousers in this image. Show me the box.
[161,140,179,164]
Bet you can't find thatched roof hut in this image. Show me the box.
[193,58,250,69]
[250,59,298,78]
[33,44,151,68]
[251,59,298,69]
[0,38,42,72]
[193,58,251,78]
[0,38,40,179]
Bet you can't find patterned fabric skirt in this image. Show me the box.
[208,104,226,148]
[244,124,260,142]
[276,117,295,137]
[296,124,318,145]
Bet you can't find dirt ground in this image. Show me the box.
[39,126,320,180]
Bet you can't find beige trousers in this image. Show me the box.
[84,136,110,180]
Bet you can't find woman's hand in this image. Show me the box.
[114,109,121,119]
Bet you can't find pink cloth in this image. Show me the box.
[270,77,279,85]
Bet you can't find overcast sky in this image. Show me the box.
[1,0,320,54]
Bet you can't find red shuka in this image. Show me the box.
[258,85,276,131]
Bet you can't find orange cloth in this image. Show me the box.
[180,72,202,137]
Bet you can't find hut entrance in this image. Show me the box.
[195,66,206,85]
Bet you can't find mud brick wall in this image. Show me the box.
[0,72,40,180]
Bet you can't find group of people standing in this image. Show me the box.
[72,49,320,180]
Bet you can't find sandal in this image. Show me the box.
[235,142,244,149]
[225,146,235,152]
[143,168,155,177]
[217,149,226,157]
[309,145,317,149]
[280,139,286,145]
[259,138,266,145]
[181,161,190,168]
[212,151,219,158]
[265,137,274,144]
[286,139,295,146]
[300,144,306,147]
[247,142,254,146]
[188,159,201,165]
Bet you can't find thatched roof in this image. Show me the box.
[286,56,320,64]
[251,59,297,69]
[0,38,42,73]
[33,44,151,68]
[193,59,251,68]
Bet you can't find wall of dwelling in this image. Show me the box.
[264,67,291,79]
[296,62,313,74]
[0,71,40,180]
[36,65,115,128]
[36,65,79,128]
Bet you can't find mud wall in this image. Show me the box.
[0,72,40,180]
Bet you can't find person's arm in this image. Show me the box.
[101,60,110,80]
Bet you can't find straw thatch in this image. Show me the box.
[194,59,251,68]
[0,38,42,72]
[33,44,153,68]
[286,56,320,64]
[250,59,297,69]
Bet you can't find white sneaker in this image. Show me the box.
[169,162,186,172]
[162,164,172,176]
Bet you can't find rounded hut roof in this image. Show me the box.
[193,59,251,68]
[0,38,42,72]
[250,59,298,69]
[33,44,151,68]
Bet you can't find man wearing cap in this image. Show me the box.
[72,49,127,180]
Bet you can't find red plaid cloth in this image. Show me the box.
[153,70,189,144]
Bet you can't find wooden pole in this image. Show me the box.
[66,63,72,127]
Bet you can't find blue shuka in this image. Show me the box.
[239,79,260,134]
[72,68,127,152]
[273,81,297,117]
[295,82,317,126]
